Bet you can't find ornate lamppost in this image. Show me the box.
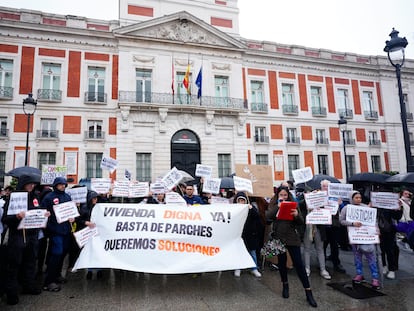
[23,93,37,166]
[338,116,349,182]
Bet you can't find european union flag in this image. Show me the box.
[195,67,202,99]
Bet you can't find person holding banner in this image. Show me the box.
[2,175,50,305]
[41,177,74,292]
[339,191,381,289]
[266,186,317,308]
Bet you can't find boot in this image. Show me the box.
[305,289,317,308]
[282,282,289,298]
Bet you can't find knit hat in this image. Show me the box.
[235,191,248,203]
[52,177,68,187]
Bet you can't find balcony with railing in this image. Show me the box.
[84,131,105,140]
[316,137,329,145]
[364,110,378,120]
[311,106,327,117]
[0,86,13,99]
[286,136,300,144]
[36,130,59,139]
[254,135,269,144]
[0,129,8,138]
[369,139,381,146]
[339,108,353,119]
[251,102,268,113]
[405,112,413,121]
[118,91,247,111]
[344,138,356,145]
[282,104,299,115]
[84,92,107,104]
[37,89,62,102]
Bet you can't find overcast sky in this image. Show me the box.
[1,0,413,59]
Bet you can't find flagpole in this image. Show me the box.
[171,55,175,105]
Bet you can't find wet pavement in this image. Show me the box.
[1,242,413,311]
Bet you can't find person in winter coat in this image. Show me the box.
[2,174,50,305]
[41,177,74,292]
[233,192,263,278]
[266,186,317,308]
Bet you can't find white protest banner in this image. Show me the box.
[53,201,80,224]
[165,192,187,205]
[210,196,231,204]
[233,176,253,194]
[370,192,399,210]
[306,208,332,225]
[129,182,150,198]
[7,192,28,215]
[345,204,377,227]
[328,183,353,199]
[41,165,67,185]
[150,181,167,194]
[100,156,118,173]
[292,167,313,184]
[73,203,255,274]
[325,198,339,215]
[18,209,48,229]
[161,167,183,191]
[73,226,99,248]
[195,164,213,178]
[66,186,88,204]
[348,226,380,244]
[112,180,130,197]
[91,178,112,194]
[202,178,221,194]
[304,191,328,209]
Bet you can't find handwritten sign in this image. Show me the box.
[348,226,380,244]
[53,201,80,224]
[233,176,253,194]
[66,186,88,204]
[112,180,130,197]
[7,192,28,215]
[161,167,183,191]
[345,204,377,227]
[73,226,99,248]
[100,156,118,173]
[306,208,332,225]
[18,209,48,229]
[328,183,353,199]
[41,165,67,185]
[150,181,167,194]
[91,178,112,194]
[195,164,213,178]
[292,167,313,184]
[304,191,328,209]
[325,198,339,215]
[129,182,150,198]
[370,192,399,210]
[202,178,221,194]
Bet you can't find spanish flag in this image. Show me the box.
[183,64,191,95]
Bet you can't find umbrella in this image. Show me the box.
[348,172,390,184]
[178,170,195,183]
[386,173,414,185]
[6,166,41,178]
[220,176,234,189]
[296,174,340,191]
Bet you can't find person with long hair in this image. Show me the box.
[266,186,317,308]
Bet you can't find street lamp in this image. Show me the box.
[384,28,413,172]
[338,116,349,182]
[22,93,37,166]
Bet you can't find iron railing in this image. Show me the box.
[84,131,105,140]
[84,92,107,104]
[364,110,378,120]
[282,104,299,115]
[37,89,62,102]
[0,86,13,99]
[311,106,327,116]
[36,130,59,139]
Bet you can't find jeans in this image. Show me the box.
[278,245,310,288]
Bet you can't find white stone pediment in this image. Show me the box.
[114,11,245,49]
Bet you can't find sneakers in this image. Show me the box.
[305,267,311,277]
[250,269,262,278]
[234,269,241,277]
[386,271,396,279]
[371,279,381,290]
[320,269,331,280]
[43,282,61,292]
[382,266,389,275]
[352,275,365,284]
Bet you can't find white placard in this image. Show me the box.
[306,208,332,225]
[165,192,187,205]
[129,182,150,198]
[195,164,213,178]
[328,183,353,199]
[370,192,400,210]
[161,167,183,191]
[112,180,130,197]
[66,187,88,204]
[73,226,99,248]
[202,178,221,194]
[325,198,339,215]
[345,204,377,227]
[304,191,328,209]
[41,165,67,185]
[17,209,48,229]
[233,176,253,194]
[347,226,380,244]
[100,156,118,173]
[7,192,28,215]
[150,181,167,194]
[292,167,313,184]
[53,201,80,224]
[91,178,112,194]
[210,196,231,204]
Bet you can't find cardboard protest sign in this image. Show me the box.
[292,167,313,184]
[195,164,213,178]
[73,226,99,248]
[100,156,118,173]
[53,201,80,224]
[348,226,379,244]
[235,164,273,197]
[18,209,48,229]
[202,178,221,194]
[7,192,28,215]
[41,165,67,185]
[66,186,88,204]
[328,183,353,199]
[304,191,328,209]
[73,203,255,274]
[306,208,332,225]
[370,192,399,209]
[91,178,112,194]
[345,204,377,227]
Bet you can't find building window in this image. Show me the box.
[177,71,192,104]
[256,154,269,165]
[0,59,13,98]
[371,155,382,173]
[86,153,103,178]
[87,120,103,139]
[363,91,378,119]
[0,117,7,137]
[254,126,268,143]
[288,154,300,180]
[315,129,328,144]
[218,153,231,178]
[87,67,105,102]
[214,75,229,106]
[286,128,299,144]
[136,153,151,182]
[39,118,57,138]
[40,63,61,101]
[337,88,352,118]
[250,80,265,111]
[317,155,329,175]
[310,86,326,115]
[403,93,413,121]
[344,130,355,145]
[0,151,5,188]
[282,83,294,106]
[368,131,380,145]
[136,69,152,102]
[38,152,56,169]
[346,155,356,178]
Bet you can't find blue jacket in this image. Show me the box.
[42,188,72,236]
